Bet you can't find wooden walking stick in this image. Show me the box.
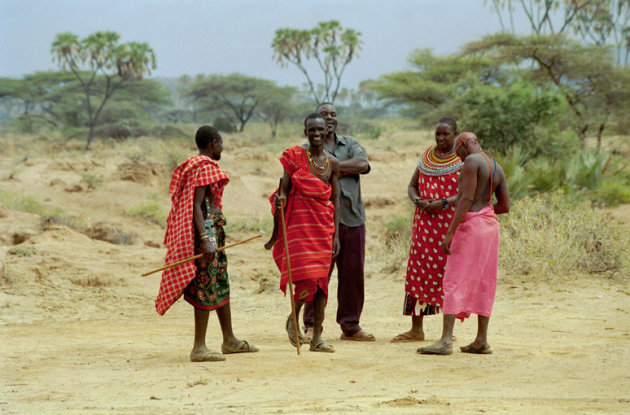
[278,181,300,355]
[141,234,262,277]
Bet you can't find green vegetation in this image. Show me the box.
[272,20,363,103]
[225,216,274,235]
[0,188,86,232]
[126,194,167,226]
[51,31,157,149]
[81,173,104,190]
[8,244,38,257]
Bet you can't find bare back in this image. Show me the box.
[458,153,507,212]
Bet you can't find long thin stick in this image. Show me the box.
[141,234,262,277]
[279,188,300,355]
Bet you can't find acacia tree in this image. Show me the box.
[51,31,156,149]
[257,85,298,138]
[465,33,630,147]
[272,20,362,104]
[486,0,630,65]
[186,73,274,132]
[0,72,78,132]
[362,49,501,117]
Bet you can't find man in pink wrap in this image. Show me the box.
[419,132,510,356]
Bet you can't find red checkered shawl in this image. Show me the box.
[155,155,229,315]
[270,146,335,294]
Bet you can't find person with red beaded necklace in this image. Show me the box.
[419,132,510,355]
[392,117,463,343]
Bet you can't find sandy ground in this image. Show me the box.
[1,132,629,414]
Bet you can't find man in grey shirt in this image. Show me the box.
[303,102,375,341]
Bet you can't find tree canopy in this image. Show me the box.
[51,31,157,148]
[272,20,362,104]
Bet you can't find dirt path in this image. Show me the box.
[1,272,629,414]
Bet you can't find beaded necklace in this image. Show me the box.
[306,148,330,176]
[417,145,463,176]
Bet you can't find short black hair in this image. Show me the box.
[195,125,221,150]
[437,117,457,132]
[304,112,325,128]
[315,101,334,112]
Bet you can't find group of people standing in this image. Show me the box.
[154,102,510,362]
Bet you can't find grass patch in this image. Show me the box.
[186,378,209,388]
[500,192,629,279]
[126,199,167,226]
[7,244,38,257]
[81,173,104,190]
[0,189,87,232]
[225,215,273,235]
[376,213,413,274]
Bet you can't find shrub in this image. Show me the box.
[8,244,38,257]
[500,192,629,279]
[454,80,569,159]
[213,116,237,133]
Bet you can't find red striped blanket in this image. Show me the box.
[155,155,229,315]
[271,146,335,296]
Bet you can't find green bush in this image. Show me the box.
[213,116,237,133]
[592,180,630,206]
[454,80,569,159]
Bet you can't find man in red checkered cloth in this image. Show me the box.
[156,125,258,362]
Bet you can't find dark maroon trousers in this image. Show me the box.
[303,223,366,336]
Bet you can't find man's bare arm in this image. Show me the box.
[493,168,510,215]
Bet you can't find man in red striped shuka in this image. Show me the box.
[269,113,340,353]
[156,125,258,362]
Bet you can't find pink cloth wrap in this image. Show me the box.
[443,205,499,321]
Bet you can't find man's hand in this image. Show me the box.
[442,231,454,255]
[332,235,340,258]
[199,239,217,262]
[274,194,286,209]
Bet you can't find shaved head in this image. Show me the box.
[454,132,478,151]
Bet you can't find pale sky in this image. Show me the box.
[0,0,535,89]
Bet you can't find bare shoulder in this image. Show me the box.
[329,154,340,168]
[463,153,484,169]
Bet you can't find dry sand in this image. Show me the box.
[1,132,629,414]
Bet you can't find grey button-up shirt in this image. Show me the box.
[303,134,370,227]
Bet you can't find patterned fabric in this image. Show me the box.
[417,145,463,177]
[155,155,229,316]
[270,146,335,302]
[443,206,500,321]
[403,145,462,316]
[184,213,229,310]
